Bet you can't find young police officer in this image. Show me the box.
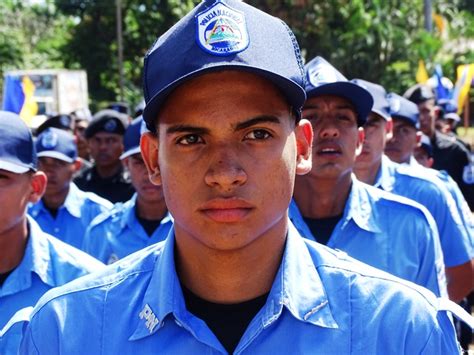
[21,1,462,353]
[0,112,104,354]
[291,57,446,296]
[28,128,112,249]
[82,117,172,264]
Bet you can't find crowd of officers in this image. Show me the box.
[0,27,473,355]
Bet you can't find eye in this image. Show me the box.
[245,129,272,140]
[177,134,203,145]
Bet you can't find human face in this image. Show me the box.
[0,170,44,236]
[355,113,391,171]
[88,132,123,167]
[385,118,419,164]
[125,153,164,203]
[141,71,312,252]
[417,100,436,137]
[302,95,363,180]
[38,157,76,197]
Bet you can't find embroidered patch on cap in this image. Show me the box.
[104,119,118,132]
[41,130,58,149]
[59,115,71,127]
[196,1,249,56]
[307,62,338,88]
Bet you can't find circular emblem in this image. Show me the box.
[196,1,249,56]
[41,130,58,149]
[59,115,70,127]
[307,63,338,88]
[104,119,117,132]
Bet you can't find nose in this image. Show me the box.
[319,121,340,139]
[204,145,247,190]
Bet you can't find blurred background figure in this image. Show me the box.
[28,128,112,249]
[74,109,134,203]
[70,108,93,162]
[83,117,171,264]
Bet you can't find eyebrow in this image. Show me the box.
[304,103,354,110]
[165,115,281,135]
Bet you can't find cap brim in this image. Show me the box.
[120,146,142,160]
[0,160,32,174]
[143,64,306,132]
[37,151,75,163]
[444,113,461,122]
[305,82,373,126]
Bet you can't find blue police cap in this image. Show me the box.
[36,127,78,163]
[305,57,373,126]
[120,116,148,160]
[0,111,37,173]
[387,93,419,129]
[85,109,129,139]
[351,79,390,121]
[142,0,306,132]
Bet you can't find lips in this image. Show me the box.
[314,142,342,157]
[199,198,254,223]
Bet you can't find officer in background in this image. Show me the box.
[0,111,104,354]
[70,108,93,162]
[21,1,462,353]
[34,113,74,136]
[28,128,112,249]
[291,56,446,296]
[74,109,135,203]
[404,84,474,209]
[82,117,172,264]
[352,80,473,302]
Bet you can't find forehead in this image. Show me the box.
[418,99,435,110]
[156,71,290,126]
[367,112,387,124]
[304,95,355,111]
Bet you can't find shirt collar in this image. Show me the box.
[1,217,56,296]
[129,223,338,342]
[342,176,381,233]
[28,183,82,218]
[373,155,397,191]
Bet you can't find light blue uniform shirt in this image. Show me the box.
[28,183,113,249]
[407,157,474,253]
[0,217,104,355]
[20,224,460,354]
[289,177,447,297]
[375,155,472,267]
[82,194,173,264]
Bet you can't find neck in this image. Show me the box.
[43,185,70,211]
[95,163,121,178]
[136,195,167,221]
[175,216,288,304]
[294,173,351,218]
[0,217,28,273]
[354,160,381,185]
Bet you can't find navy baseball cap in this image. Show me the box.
[120,116,148,160]
[36,128,78,163]
[351,79,390,121]
[85,109,129,139]
[305,57,373,126]
[0,111,37,173]
[387,93,419,129]
[403,84,435,104]
[142,0,306,132]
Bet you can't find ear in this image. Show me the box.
[295,119,313,176]
[29,171,47,204]
[140,132,162,186]
[385,118,393,140]
[355,127,365,156]
[415,131,422,147]
[427,157,434,168]
[73,159,82,172]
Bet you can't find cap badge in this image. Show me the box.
[196,1,249,56]
[307,63,338,87]
[41,130,58,149]
[104,119,117,132]
[59,115,70,127]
